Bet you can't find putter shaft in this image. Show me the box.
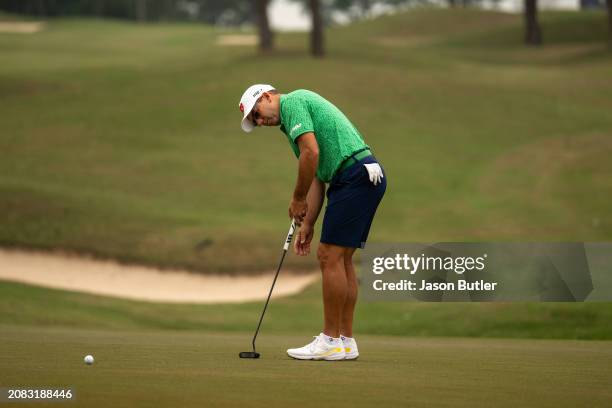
[249,220,296,354]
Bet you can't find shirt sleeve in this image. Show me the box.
[283,98,315,142]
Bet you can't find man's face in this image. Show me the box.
[248,92,280,128]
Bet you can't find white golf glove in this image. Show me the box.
[363,163,384,186]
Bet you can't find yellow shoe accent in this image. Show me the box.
[345,348,351,352]
[317,347,343,357]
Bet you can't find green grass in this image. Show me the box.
[1,9,611,272]
[1,12,611,405]
[1,325,611,408]
[3,280,612,339]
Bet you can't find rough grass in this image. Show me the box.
[1,9,611,272]
[2,280,612,339]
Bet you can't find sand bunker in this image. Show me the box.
[216,34,258,46]
[0,248,318,304]
[0,22,45,34]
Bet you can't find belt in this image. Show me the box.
[339,148,372,172]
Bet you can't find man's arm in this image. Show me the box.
[294,177,325,256]
[289,132,319,225]
[304,177,325,227]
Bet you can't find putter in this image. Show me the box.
[239,219,297,359]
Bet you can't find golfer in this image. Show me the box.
[238,84,386,360]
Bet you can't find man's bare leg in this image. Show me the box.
[317,243,348,338]
[340,247,358,337]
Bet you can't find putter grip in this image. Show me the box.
[283,220,297,251]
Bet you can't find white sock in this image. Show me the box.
[322,333,341,345]
[341,335,354,342]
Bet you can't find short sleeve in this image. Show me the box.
[283,99,315,142]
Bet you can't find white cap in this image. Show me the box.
[238,84,276,132]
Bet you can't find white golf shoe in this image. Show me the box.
[287,333,346,361]
[341,335,359,360]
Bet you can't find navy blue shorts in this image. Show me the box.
[320,156,386,249]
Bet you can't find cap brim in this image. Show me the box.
[240,104,256,133]
[241,116,254,133]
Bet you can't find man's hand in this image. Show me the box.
[289,198,308,226]
[294,223,314,256]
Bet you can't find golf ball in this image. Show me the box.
[84,355,94,365]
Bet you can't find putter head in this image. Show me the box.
[239,351,260,359]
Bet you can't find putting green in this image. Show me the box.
[1,325,610,407]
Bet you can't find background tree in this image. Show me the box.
[135,0,147,22]
[0,0,254,23]
[162,0,175,21]
[93,0,105,17]
[606,0,612,48]
[310,0,324,57]
[524,0,542,45]
[255,0,274,52]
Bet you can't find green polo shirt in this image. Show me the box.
[279,89,369,183]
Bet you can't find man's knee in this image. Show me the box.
[317,244,344,269]
[343,248,356,268]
